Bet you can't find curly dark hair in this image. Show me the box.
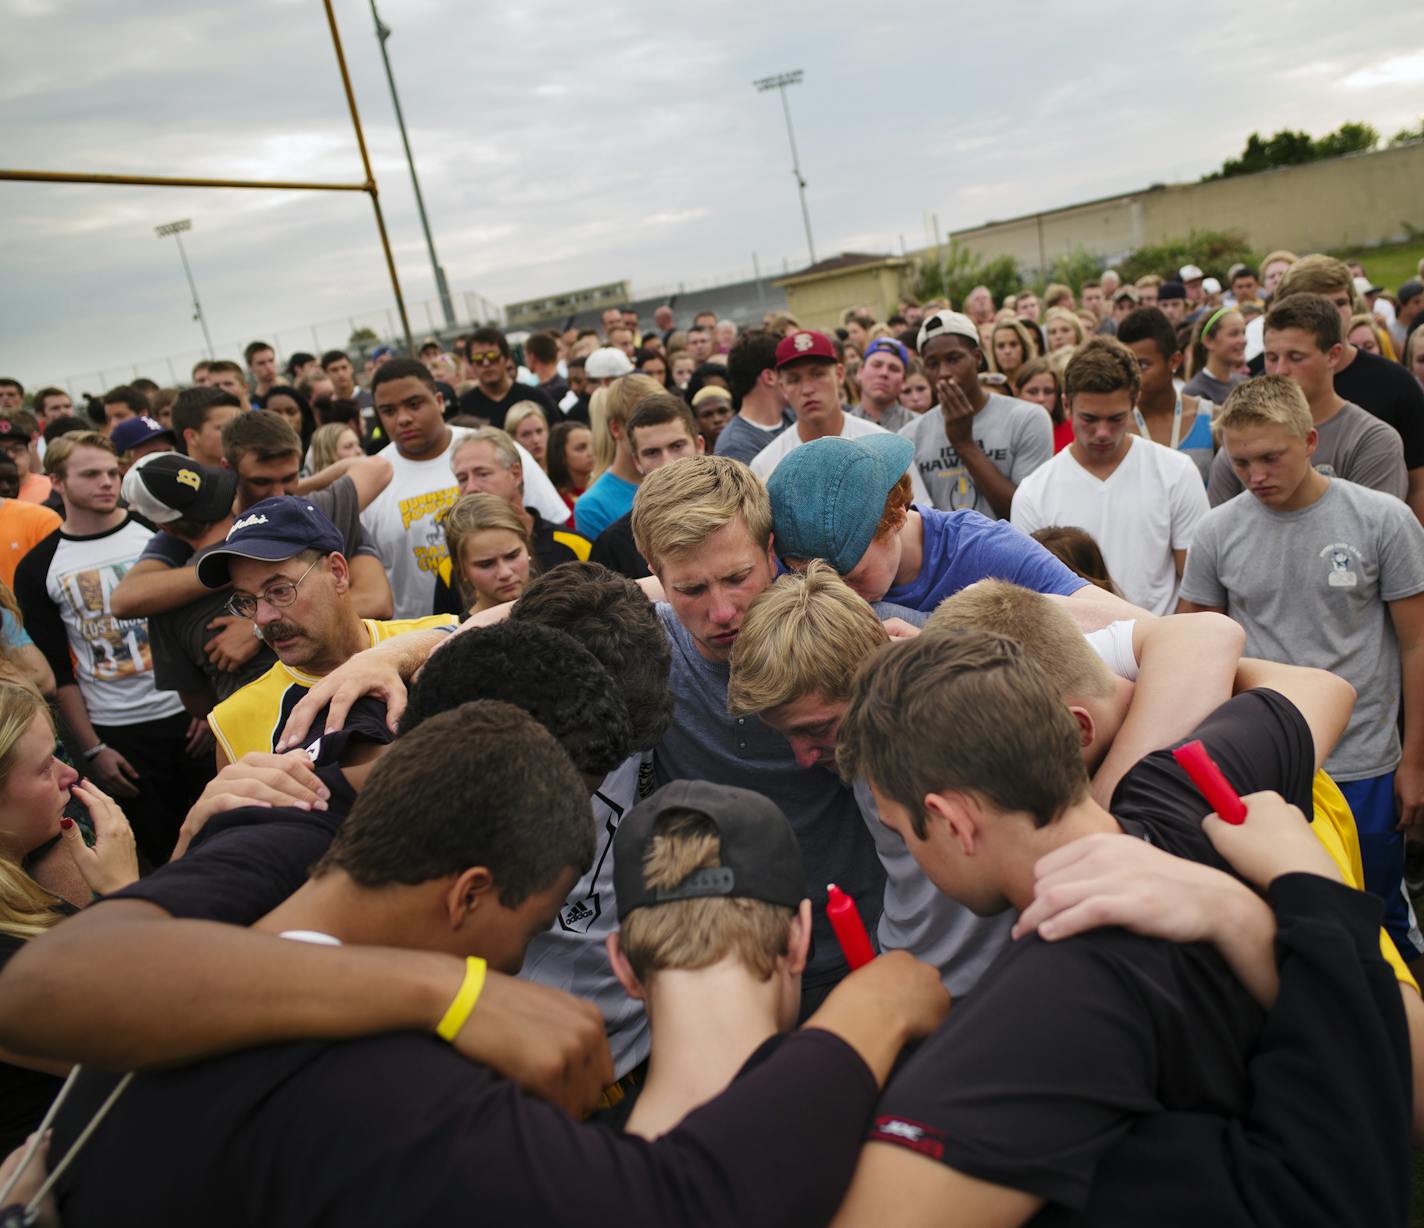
[511,562,672,752]
[400,621,633,780]
[318,700,593,907]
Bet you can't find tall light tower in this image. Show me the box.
[154,219,214,357]
[753,70,816,267]
[370,0,455,329]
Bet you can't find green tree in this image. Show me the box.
[1118,229,1258,285]
[1047,246,1102,294]
[1204,121,1378,180]
[915,241,1021,306]
[347,327,379,348]
[1391,118,1424,146]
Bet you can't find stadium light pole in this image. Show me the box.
[154,219,214,358]
[369,0,455,330]
[753,70,816,267]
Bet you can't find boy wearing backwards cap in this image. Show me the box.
[606,779,816,1138]
[897,310,1053,520]
[748,329,931,505]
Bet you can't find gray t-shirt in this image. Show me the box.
[1208,401,1407,506]
[520,752,651,1078]
[850,401,915,434]
[713,410,795,466]
[1181,479,1424,779]
[853,777,1013,996]
[1182,369,1243,405]
[652,603,885,989]
[898,393,1053,520]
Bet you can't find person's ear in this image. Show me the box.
[786,898,813,977]
[446,866,496,928]
[1066,703,1097,751]
[1326,342,1344,372]
[694,434,706,455]
[976,348,988,373]
[327,551,351,594]
[924,790,979,856]
[1168,349,1183,375]
[1304,427,1319,459]
[606,932,646,1002]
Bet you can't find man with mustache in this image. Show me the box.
[198,495,456,765]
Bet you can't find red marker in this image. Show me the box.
[1172,740,1247,825]
[826,882,875,970]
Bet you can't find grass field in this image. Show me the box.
[1330,237,1424,293]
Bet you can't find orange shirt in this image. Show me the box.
[0,498,60,589]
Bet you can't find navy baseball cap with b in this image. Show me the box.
[614,780,806,921]
[767,434,916,574]
[196,494,345,589]
[122,451,235,526]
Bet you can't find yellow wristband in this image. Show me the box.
[435,956,487,1042]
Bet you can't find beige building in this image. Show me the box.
[773,253,914,331]
[943,141,1424,278]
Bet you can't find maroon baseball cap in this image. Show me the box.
[774,329,838,369]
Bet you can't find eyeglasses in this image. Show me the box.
[225,557,323,619]
[468,350,504,366]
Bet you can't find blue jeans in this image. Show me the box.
[1338,771,1424,961]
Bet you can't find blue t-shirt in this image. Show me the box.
[884,506,1086,612]
[574,471,639,542]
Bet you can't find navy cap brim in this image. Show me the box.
[195,539,311,589]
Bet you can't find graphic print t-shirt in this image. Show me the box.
[14,516,186,726]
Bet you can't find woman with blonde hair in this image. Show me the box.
[440,493,537,615]
[504,401,550,470]
[988,318,1038,381]
[580,374,664,539]
[1346,313,1395,361]
[0,680,138,1152]
[1043,307,1086,353]
[307,422,363,473]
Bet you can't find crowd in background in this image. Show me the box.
[0,243,1421,1224]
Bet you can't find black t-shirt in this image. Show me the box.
[1333,347,1424,470]
[54,1023,877,1228]
[454,382,559,430]
[870,690,1312,1214]
[589,511,650,581]
[151,589,277,702]
[0,906,74,1155]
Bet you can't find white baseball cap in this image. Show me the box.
[1179,264,1204,282]
[585,347,635,379]
[917,310,981,352]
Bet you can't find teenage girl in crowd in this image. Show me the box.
[440,493,536,616]
[547,421,595,516]
[1012,358,1073,453]
[505,402,550,471]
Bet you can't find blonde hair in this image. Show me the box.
[42,431,115,479]
[1135,274,1163,289]
[439,493,534,608]
[504,401,548,441]
[308,422,356,472]
[590,374,663,476]
[631,455,772,572]
[765,311,801,334]
[1044,307,1087,348]
[1217,374,1313,438]
[618,809,794,982]
[1043,282,1074,309]
[928,580,1114,701]
[0,684,64,939]
[728,563,888,717]
[1260,249,1299,276]
[1275,254,1352,300]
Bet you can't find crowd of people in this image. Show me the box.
[0,244,1421,1224]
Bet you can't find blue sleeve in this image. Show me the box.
[0,608,32,650]
[979,519,1087,596]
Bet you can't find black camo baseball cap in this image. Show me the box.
[614,779,805,921]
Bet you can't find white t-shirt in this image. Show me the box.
[362,430,568,618]
[749,412,932,504]
[1011,437,1209,616]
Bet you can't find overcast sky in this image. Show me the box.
[3,0,1422,393]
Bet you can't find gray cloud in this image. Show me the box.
[3,0,1422,391]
